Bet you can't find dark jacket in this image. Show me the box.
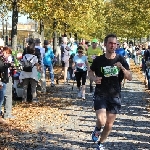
[0,60,11,83]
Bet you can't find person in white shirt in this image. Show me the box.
[72,46,90,99]
[19,44,40,102]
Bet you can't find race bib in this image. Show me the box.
[103,66,119,77]
[77,63,84,68]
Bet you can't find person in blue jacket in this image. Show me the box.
[115,43,125,57]
[43,40,55,87]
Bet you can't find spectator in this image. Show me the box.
[22,38,41,101]
[0,39,12,124]
[34,38,46,93]
[3,47,15,119]
[19,43,40,102]
[57,37,72,84]
[43,40,55,87]
[115,43,125,57]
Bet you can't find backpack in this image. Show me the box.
[22,55,35,72]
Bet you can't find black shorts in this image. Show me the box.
[93,94,121,114]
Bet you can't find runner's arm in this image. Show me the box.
[121,66,132,81]
[85,60,90,71]
[88,69,95,80]
[114,62,132,81]
[72,62,76,70]
[88,57,98,81]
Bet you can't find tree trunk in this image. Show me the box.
[74,33,77,41]
[11,0,18,50]
[40,20,44,46]
[133,37,136,46]
[53,31,57,54]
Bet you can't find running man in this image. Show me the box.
[87,39,103,92]
[88,34,132,150]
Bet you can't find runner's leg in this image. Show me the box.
[81,71,87,99]
[75,72,82,97]
[99,112,116,143]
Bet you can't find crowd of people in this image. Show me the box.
[2,33,150,149]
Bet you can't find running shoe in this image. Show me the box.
[96,143,105,150]
[92,127,101,142]
[82,93,85,100]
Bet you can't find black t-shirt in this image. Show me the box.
[90,54,129,96]
[0,59,10,83]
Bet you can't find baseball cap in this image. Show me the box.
[92,39,98,43]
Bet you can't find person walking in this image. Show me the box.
[19,43,40,102]
[3,47,15,119]
[0,39,12,124]
[57,37,72,84]
[72,46,89,100]
[122,42,132,87]
[22,38,41,101]
[88,34,132,150]
[43,40,55,87]
[35,38,45,93]
[87,39,103,92]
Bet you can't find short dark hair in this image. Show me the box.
[77,45,84,51]
[104,34,117,44]
[26,43,35,54]
[28,38,35,45]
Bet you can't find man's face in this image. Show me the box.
[92,42,97,48]
[123,43,127,48]
[105,37,117,53]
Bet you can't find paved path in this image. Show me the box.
[5,73,150,150]
[32,73,150,150]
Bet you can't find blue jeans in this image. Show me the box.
[44,64,54,84]
[0,83,6,114]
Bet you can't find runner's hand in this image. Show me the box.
[93,77,102,84]
[114,62,123,69]
[73,69,76,73]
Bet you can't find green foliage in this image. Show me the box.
[1,0,150,40]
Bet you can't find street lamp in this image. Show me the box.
[64,23,67,37]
